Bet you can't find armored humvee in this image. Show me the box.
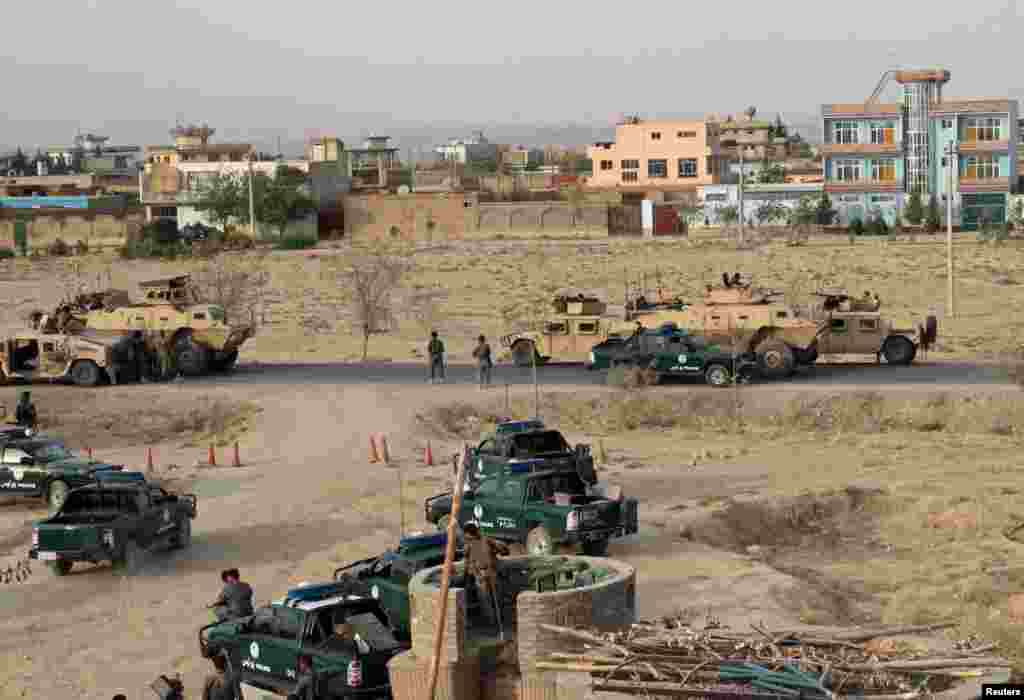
[501,291,630,366]
[0,331,138,386]
[629,274,824,379]
[61,275,254,375]
[811,289,937,364]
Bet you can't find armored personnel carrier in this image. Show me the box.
[35,275,254,376]
[629,273,824,379]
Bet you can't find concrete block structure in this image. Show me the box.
[391,555,636,700]
[821,69,1019,229]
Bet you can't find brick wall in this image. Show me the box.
[389,651,481,700]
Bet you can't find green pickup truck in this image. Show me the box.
[425,463,638,556]
[332,532,461,641]
[602,326,759,387]
[29,476,197,575]
[199,584,404,699]
[464,427,596,487]
[0,434,127,511]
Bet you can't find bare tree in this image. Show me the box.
[346,245,409,360]
[193,252,272,326]
[409,286,447,338]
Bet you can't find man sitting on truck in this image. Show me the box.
[209,568,254,622]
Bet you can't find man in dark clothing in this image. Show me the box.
[202,652,240,700]
[209,568,254,622]
[288,655,317,700]
[463,522,508,627]
[471,335,493,389]
[427,331,445,384]
[15,391,36,430]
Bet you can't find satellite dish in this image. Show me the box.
[397,185,411,194]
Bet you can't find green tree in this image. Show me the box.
[754,200,787,226]
[194,172,245,231]
[10,148,28,174]
[260,166,316,238]
[815,193,837,225]
[757,161,786,184]
[773,114,787,139]
[926,194,942,232]
[904,191,924,225]
[717,204,739,227]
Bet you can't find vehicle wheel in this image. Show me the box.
[114,541,142,575]
[70,360,102,387]
[175,332,210,377]
[211,350,239,372]
[882,336,917,365]
[704,363,732,388]
[49,560,73,576]
[755,340,795,380]
[511,340,537,367]
[47,480,70,513]
[526,526,555,556]
[171,517,191,549]
[581,539,609,556]
[795,346,819,365]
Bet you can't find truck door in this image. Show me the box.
[242,607,303,684]
[492,478,526,541]
[821,317,849,354]
[466,478,501,536]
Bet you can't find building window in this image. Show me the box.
[647,159,668,178]
[622,171,639,183]
[941,119,954,130]
[834,158,863,182]
[871,159,896,182]
[833,121,859,145]
[621,159,639,170]
[870,122,895,145]
[963,154,1000,179]
[651,132,662,140]
[678,158,698,178]
[600,160,614,171]
[677,130,696,138]
[965,117,1002,142]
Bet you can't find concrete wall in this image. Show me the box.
[342,193,610,241]
[0,209,145,252]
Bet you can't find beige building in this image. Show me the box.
[585,117,722,193]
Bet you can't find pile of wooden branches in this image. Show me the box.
[537,619,1010,700]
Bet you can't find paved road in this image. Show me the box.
[204,359,1011,389]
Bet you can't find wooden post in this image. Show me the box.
[425,443,468,700]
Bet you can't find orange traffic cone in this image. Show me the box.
[208,445,217,467]
[232,442,242,468]
[424,440,434,466]
[86,446,93,460]
[146,447,154,470]
[369,435,381,463]
[378,434,390,464]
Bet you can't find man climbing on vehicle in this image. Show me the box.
[463,522,509,629]
[208,568,254,622]
[428,330,446,384]
[15,391,37,430]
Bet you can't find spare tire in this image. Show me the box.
[511,340,537,367]
[755,340,795,380]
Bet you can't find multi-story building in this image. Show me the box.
[46,134,141,176]
[713,116,793,162]
[585,117,722,194]
[501,146,544,174]
[434,131,499,166]
[821,69,1018,229]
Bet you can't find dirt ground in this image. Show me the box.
[0,372,1020,699]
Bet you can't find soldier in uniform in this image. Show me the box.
[428,331,446,384]
[15,391,37,430]
[472,335,493,389]
[158,331,178,380]
[201,653,240,700]
[463,522,509,627]
[208,568,254,622]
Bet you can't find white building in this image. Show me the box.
[701,182,823,226]
[434,131,499,165]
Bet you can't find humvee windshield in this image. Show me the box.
[510,431,569,458]
[208,306,226,323]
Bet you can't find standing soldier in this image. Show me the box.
[427,331,446,384]
[159,331,180,381]
[14,391,37,430]
[472,335,493,389]
[463,522,509,630]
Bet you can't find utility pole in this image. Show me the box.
[248,153,256,239]
[943,141,958,319]
[738,148,745,245]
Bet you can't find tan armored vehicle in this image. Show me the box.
[500,292,630,366]
[56,275,254,376]
[0,331,138,386]
[811,289,937,364]
[629,273,824,379]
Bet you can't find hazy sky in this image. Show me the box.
[1,0,1021,149]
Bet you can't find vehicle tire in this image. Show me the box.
[175,332,210,377]
[211,350,239,372]
[581,539,609,556]
[171,516,191,549]
[511,340,537,368]
[704,363,732,388]
[526,526,555,556]
[882,336,917,365]
[49,560,73,576]
[47,480,70,513]
[755,340,795,380]
[70,359,102,387]
[795,346,819,365]
[115,541,142,575]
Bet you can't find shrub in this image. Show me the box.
[47,238,70,256]
[0,247,14,259]
[847,218,864,237]
[275,235,317,251]
[867,213,889,236]
[119,238,190,260]
[140,219,181,245]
